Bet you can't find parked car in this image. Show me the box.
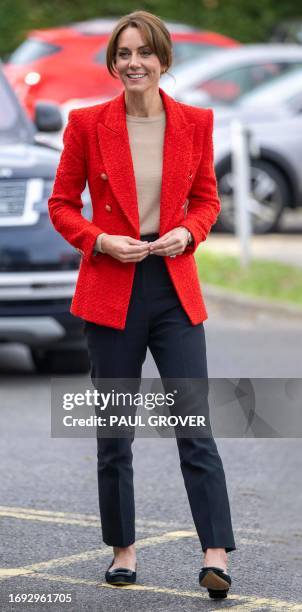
[0,62,90,373]
[179,65,302,122]
[3,18,240,118]
[225,66,302,117]
[161,44,302,106]
[175,66,302,234]
[213,109,302,234]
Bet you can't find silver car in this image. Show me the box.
[161,44,302,105]
[213,114,302,233]
[211,69,302,233]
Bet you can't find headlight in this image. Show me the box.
[24,71,41,86]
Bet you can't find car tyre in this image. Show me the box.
[31,348,90,374]
[216,159,290,234]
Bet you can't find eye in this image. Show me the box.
[141,50,152,56]
[118,51,130,57]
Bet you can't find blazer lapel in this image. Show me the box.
[97,93,139,234]
[159,88,195,234]
[97,88,195,237]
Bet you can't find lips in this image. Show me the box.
[127,73,147,79]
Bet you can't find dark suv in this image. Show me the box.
[0,63,89,373]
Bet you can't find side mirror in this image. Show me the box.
[34,101,63,132]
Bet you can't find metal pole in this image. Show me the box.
[230,119,252,267]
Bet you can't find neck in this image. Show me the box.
[125,88,164,117]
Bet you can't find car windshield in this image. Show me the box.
[8,39,61,65]
[0,69,34,143]
[237,66,302,107]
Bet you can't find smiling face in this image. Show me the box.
[114,26,165,95]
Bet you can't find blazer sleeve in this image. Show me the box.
[48,110,103,262]
[180,108,221,254]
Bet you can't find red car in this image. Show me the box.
[4,18,240,118]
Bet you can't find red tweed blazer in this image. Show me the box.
[48,87,221,329]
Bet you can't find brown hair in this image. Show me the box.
[106,10,173,78]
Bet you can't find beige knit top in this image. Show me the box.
[126,111,166,235]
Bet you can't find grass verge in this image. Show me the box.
[195,250,302,307]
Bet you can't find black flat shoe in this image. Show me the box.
[199,566,232,599]
[105,558,137,586]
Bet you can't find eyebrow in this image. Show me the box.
[117,45,151,50]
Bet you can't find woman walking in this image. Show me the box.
[48,10,236,599]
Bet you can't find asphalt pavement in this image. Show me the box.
[0,306,302,611]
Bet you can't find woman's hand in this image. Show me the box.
[96,234,150,263]
[148,227,190,257]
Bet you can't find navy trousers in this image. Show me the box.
[84,233,236,553]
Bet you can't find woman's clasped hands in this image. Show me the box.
[96,227,189,263]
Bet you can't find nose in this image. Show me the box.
[128,53,141,69]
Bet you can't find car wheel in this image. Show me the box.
[31,348,90,374]
[216,159,289,233]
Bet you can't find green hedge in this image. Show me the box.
[0,0,301,58]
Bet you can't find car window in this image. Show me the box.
[8,39,61,65]
[0,70,34,142]
[0,77,18,130]
[197,62,302,105]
